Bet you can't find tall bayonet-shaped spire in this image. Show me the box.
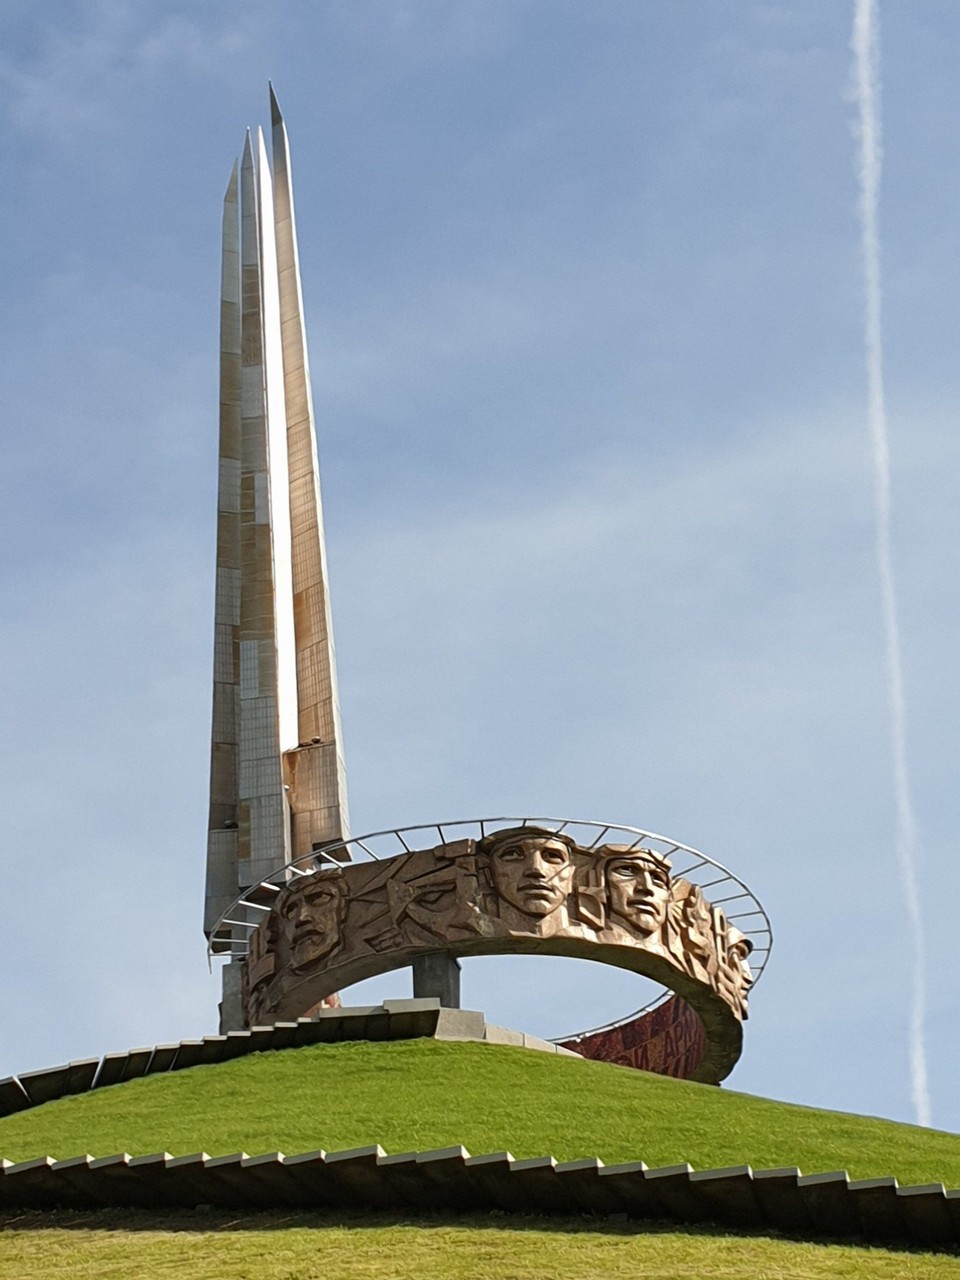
[235,130,290,892]
[204,162,243,937]
[205,97,349,971]
[270,85,350,858]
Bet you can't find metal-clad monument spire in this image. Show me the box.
[205,95,349,1015]
[204,160,242,939]
[269,85,350,863]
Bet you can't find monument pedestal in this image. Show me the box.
[412,952,461,1008]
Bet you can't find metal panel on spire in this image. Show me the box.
[236,130,290,890]
[270,85,350,857]
[204,161,242,938]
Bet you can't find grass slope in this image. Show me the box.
[1,1210,959,1280]
[1,1040,958,1188]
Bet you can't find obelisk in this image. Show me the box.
[204,89,349,1029]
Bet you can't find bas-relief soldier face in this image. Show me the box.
[390,864,476,940]
[277,873,344,972]
[489,836,575,917]
[680,887,712,944]
[407,877,460,929]
[726,929,754,992]
[605,855,670,935]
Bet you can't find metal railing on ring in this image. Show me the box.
[208,817,773,1035]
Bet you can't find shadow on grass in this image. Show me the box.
[0,1207,956,1257]
[0,1208,686,1235]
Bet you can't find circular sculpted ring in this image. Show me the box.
[211,818,771,1085]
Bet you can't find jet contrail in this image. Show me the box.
[851,0,931,1128]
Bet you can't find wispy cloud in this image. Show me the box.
[0,1,261,148]
[851,0,930,1127]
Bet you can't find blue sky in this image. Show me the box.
[1,1,958,1134]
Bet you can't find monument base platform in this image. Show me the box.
[0,1001,578,1120]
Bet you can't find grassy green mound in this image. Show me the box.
[2,1043,959,1278]
[1,1040,958,1189]
[1,1209,960,1280]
